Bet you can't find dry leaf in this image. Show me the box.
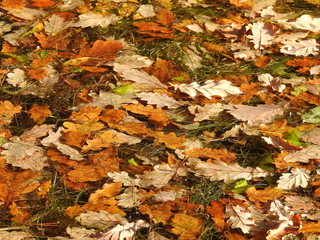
[185,147,237,162]
[246,22,277,50]
[245,186,286,205]
[280,39,320,56]
[225,204,254,234]
[194,160,268,183]
[170,213,203,239]
[277,168,310,189]
[72,13,122,28]
[28,104,52,124]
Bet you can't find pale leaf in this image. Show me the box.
[246,21,277,50]
[309,65,320,75]
[108,171,140,187]
[72,13,122,28]
[111,55,153,73]
[227,104,284,123]
[85,91,137,109]
[20,124,54,142]
[2,7,45,20]
[41,127,84,160]
[278,14,320,32]
[99,220,149,240]
[284,145,320,163]
[116,187,143,208]
[225,204,254,234]
[64,227,96,240]
[257,73,285,92]
[269,200,294,222]
[136,92,180,109]
[183,48,202,71]
[187,23,204,33]
[188,103,224,121]
[6,68,27,88]
[194,160,268,183]
[153,189,187,202]
[60,0,85,11]
[280,39,320,56]
[136,4,156,18]
[0,231,36,240]
[121,69,167,89]
[139,164,187,188]
[172,80,242,99]
[45,15,70,36]
[2,139,49,171]
[75,211,126,229]
[0,21,12,36]
[277,168,310,190]
[301,128,320,145]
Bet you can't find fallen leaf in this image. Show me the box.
[27,104,52,124]
[0,101,22,125]
[245,186,286,205]
[277,168,310,189]
[246,22,277,50]
[170,213,203,239]
[225,204,254,234]
[72,13,122,28]
[280,39,320,56]
[185,147,237,163]
[194,160,268,183]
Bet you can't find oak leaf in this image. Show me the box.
[63,121,105,135]
[122,104,170,126]
[108,171,140,187]
[85,91,137,109]
[9,201,30,223]
[150,131,185,149]
[116,187,144,208]
[278,14,320,32]
[246,22,276,50]
[69,107,102,123]
[136,92,180,109]
[72,13,122,28]
[6,68,27,88]
[0,101,22,125]
[277,168,310,189]
[133,21,174,39]
[139,204,174,224]
[170,213,203,239]
[185,147,236,163]
[245,186,286,205]
[225,204,254,234]
[280,39,320,56]
[0,231,34,240]
[172,80,242,99]
[194,160,268,183]
[188,103,225,122]
[227,104,284,124]
[76,211,126,229]
[28,104,52,124]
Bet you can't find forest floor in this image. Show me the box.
[1,0,320,239]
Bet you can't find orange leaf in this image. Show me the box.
[170,213,203,239]
[300,221,320,233]
[0,101,22,125]
[229,0,252,9]
[26,68,48,81]
[61,131,88,148]
[89,182,122,204]
[69,107,102,123]
[202,42,228,53]
[139,204,174,224]
[133,21,174,39]
[99,109,126,124]
[122,104,170,126]
[1,0,26,9]
[245,186,286,206]
[30,0,55,8]
[224,232,248,240]
[82,130,124,152]
[63,121,105,134]
[185,148,237,163]
[109,122,151,135]
[9,202,30,223]
[206,200,227,231]
[36,180,51,197]
[81,40,123,62]
[150,131,185,149]
[156,9,175,27]
[254,55,271,67]
[28,104,52,124]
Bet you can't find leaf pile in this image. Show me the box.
[1,0,320,239]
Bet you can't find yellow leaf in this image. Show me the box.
[171,213,203,239]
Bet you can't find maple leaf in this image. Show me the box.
[280,39,320,56]
[277,168,310,189]
[227,104,284,124]
[170,213,203,239]
[172,80,242,99]
[225,204,254,234]
[194,160,268,183]
[246,21,277,50]
[72,13,122,28]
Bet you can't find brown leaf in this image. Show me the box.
[185,147,236,163]
[9,202,30,223]
[156,9,175,27]
[170,213,203,239]
[81,40,123,61]
[30,0,55,8]
[139,204,173,224]
[133,21,174,39]
[150,131,185,149]
[28,104,52,124]
[206,200,227,231]
[69,107,102,123]
[99,109,126,124]
[300,221,320,233]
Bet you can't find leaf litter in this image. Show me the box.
[1,0,320,239]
